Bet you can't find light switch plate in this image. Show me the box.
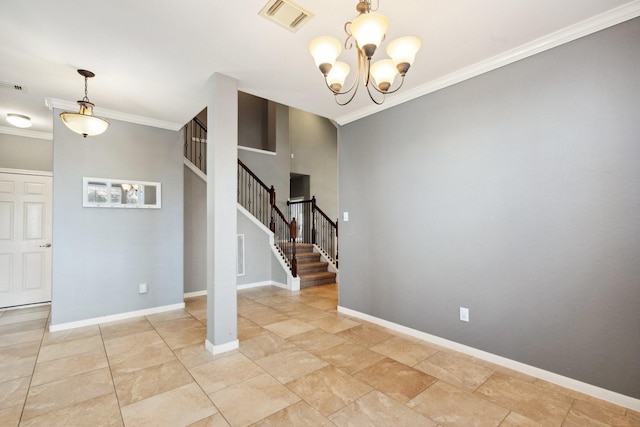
[343,212,349,221]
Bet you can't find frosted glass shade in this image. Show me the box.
[60,102,109,137]
[387,36,421,70]
[326,61,350,91]
[6,113,32,128]
[309,36,342,70]
[351,12,388,52]
[370,59,398,91]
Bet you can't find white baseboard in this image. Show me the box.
[184,290,207,298]
[338,305,640,411]
[205,339,239,355]
[49,302,186,332]
[237,280,288,290]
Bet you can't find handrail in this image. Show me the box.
[184,117,334,277]
[238,159,298,276]
[288,196,338,266]
[238,159,270,192]
[193,116,207,132]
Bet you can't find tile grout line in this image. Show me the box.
[98,323,127,427]
[17,308,50,425]
[144,306,234,427]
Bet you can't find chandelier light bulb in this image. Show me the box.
[309,36,343,76]
[386,36,422,75]
[370,59,398,92]
[350,12,388,58]
[326,62,351,91]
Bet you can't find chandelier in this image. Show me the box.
[60,69,109,138]
[309,0,421,105]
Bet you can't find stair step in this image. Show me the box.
[296,243,314,253]
[297,261,329,274]
[295,252,321,262]
[299,271,336,288]
[279,243,314,253]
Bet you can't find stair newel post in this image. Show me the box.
[290,218,298,277]
[269,186,276,232]
[311,196,317,245]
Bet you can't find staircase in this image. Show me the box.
[287,243,336,288]
[184,116,338,289]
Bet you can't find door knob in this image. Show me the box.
[39,243,52,248]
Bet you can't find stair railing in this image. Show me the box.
[184,117,207,174]
[238,159,298,276]
[288,196,338,267]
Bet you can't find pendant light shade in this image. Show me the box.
[309,36,343,75]
[386,36,422,75]
[60,69,109,138]
[350,12,388,57]
[370,59,398,92]
[326,62,351,91]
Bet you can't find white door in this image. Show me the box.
[0,172,52,308]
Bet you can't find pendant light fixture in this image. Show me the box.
[60,69,109,138]
[309,0,421,105]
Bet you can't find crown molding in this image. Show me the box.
[45,98,183,131]
[335,0,640,126]
[0,126,53,140]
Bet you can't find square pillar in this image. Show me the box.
[205,73,238,353]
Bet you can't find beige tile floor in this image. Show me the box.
[1,284,639,426]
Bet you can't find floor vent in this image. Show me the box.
[259,0,313,33]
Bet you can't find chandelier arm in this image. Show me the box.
[368,74,407,95]
[365,83,386,105]
[381,75,406,94]
[331,50,364,105]
[334,83,360,106]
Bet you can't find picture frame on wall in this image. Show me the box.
[82,177,161,209]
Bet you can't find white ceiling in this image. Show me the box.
[1,0,639,135]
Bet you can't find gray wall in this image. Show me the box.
[290,108,338,219]
[238,92,274,152]
[238,102,290,209]
[0,133,52,171]
[184,165,207,293]
[51,112,184,325]
[237,211,273,286]
[338,18,640,399]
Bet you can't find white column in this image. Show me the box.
[205,73,238,354]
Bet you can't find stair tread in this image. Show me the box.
[296,252,320,259]
[297,261,328,267]
[299,271,336,279]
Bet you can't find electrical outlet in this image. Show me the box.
[139,283,148,294]
[460,307,469,322]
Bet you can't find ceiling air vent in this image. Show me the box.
[259,0,314,33]
[0,81,27,92]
